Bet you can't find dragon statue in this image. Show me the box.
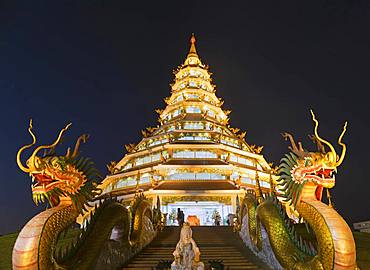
[13,120,159,270]
[238,111,358,270]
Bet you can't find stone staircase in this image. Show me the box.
[122,226,269,270]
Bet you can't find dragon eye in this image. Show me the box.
[304,159,313,167]
[50,158,60,169]
[325,152,336,164]
[34,157,42,169]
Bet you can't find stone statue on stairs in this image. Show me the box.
[171,222,204,270]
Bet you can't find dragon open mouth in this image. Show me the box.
[32,173,60,192]
[316,168,335,179]
[304,167,336,187]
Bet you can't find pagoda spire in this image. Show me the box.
[187,33,198,58]
[183,34,201,66]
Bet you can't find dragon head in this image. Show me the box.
[17,120,101,211]
[278,110,347,207]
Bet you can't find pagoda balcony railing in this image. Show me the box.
[163,178,228,181]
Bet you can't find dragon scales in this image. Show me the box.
[238,111,358,270]
[13,121,159,270]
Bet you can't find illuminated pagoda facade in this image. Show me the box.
[99,35,276,225]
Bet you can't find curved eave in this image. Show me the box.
[99,161,277,192]
[114,143,269,170]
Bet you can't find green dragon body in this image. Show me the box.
[238,111,358,270]
[13,121,157,270]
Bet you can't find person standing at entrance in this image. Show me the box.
[177,208,184,226]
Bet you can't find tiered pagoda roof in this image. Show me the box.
[98,35,276,200]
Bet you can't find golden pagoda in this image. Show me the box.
[98,35,277,225]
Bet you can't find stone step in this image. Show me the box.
[122,226,268,269]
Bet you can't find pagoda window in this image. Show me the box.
[221,138,240,148]
[126,177,137,186]
[195,151,217,159]
[140,173,151,184]
[197,172,209,179]
[184,122,204,130]
[173,150,217,159]
[195,136,211,141]
[116,179,126,189]
[200,83,207,90]
[173,150,194,159]
[143,156,152,163]
[230,172,239,180]
[148,138,169,147]
[241,177,254,185]
[122,163,132,170]
[189,69,197,76]
[230,155,238,163]
[238,156,254,166]
[229,154,254,166]
[176,95,184,102]
[261,181,270,188]
[214,126,222,132]
[207,110,215,117]
[152,153,161,162]
[186,106,202,113]
[168,172,226,180]
[189,81,197,87]
[153,174,162,181]
[177,135,194,141]
[143,156,151,164]
[186,106,201,114]
[177,134,211,141]
[134,152,162,166]
[187,93,199,99]
[172,109,182,118]
[169,172,195,180]
[148,140,160,147]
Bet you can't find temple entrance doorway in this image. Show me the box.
[163,201,233,226]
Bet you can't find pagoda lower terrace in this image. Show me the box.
[97,35,278,225]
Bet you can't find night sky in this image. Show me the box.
[1,1,370,235]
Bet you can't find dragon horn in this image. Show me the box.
[29,123,72,167]
[16,119,36,173]
[70,134,90,159]
[281,132,307,157]
[336,121,348,167]
[281,132,300,153]
[310,110,337,162]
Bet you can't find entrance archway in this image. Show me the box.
[164,201,232,226]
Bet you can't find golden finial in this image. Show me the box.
[188,33,198,58]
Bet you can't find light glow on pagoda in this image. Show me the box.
[97,34,278,225]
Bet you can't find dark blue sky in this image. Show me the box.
[1,1,370,234]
